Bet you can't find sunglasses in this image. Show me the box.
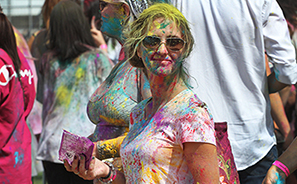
[142,36,186,52]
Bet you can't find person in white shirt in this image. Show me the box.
[170,0,297,183]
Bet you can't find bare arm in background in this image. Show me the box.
[262,137,297,183]
[265,57,294,150]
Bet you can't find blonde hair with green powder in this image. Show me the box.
[123,3,194,86]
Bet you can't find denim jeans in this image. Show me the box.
[238,145,278,184]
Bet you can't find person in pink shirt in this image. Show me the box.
[0,6,36,184]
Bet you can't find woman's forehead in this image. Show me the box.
[147,18,180,35]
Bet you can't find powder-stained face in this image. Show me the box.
[100,2,127,39]
[137,18,184,77]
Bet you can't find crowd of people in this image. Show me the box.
[1,0,297,183]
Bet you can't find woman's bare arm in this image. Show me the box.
[183,142,219,183]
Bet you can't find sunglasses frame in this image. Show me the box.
[142,36,186,52]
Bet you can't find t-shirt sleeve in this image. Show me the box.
[176,104,216,148]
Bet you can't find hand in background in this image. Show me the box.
[262,165,286,184]
[90,16,108,52]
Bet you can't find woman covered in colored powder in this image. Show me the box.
[80,0,239,183]
[35,1,113,184]
[0,6,36,184]
[86,0,159,166]
[65,3,220,183]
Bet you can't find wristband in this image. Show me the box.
[273,160,290,177]
[100,161,116,184]
[111,169,117,181]
[100,44,108,50]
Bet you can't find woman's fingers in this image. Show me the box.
[80,156,99,180]
[79,155,86,175]
[91,16,96,29]
[64,159,72,172]
[64,154,110,181]
[72,154,80,174]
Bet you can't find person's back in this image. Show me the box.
[0,8,36,182]
[172,0,297,183]
[38,49,113,159]
[0,48,35,184]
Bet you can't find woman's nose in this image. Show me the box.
[156,42,169,55]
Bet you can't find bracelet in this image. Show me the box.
[273,160,290,177]
[100,44,108,50]
[99,161,116,184]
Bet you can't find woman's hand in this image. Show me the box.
[262,165,286,184]
[64,154,110,181]
[90,16,107,51]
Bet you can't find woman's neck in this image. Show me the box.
[146,72,187,114]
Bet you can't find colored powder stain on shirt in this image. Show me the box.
[75,68,85,79]
[12,129,20,142]
[145,167,162,183]
[56,85,73,107]
[14,152,24,167]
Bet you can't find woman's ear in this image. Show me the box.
[137,47,142,59]
[122,3,130,17]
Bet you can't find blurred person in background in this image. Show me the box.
[0,6,36,183]
[84,0,107,51]
[29,0,81,105]
[35,1,113,184]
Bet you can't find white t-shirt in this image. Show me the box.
[172,0,297,170]
[121,89,216,183]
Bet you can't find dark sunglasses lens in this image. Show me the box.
[143,36,161,49]
[167,38,185,51]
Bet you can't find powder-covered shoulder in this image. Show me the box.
[174,90,216,145]
[172,89,213,120]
